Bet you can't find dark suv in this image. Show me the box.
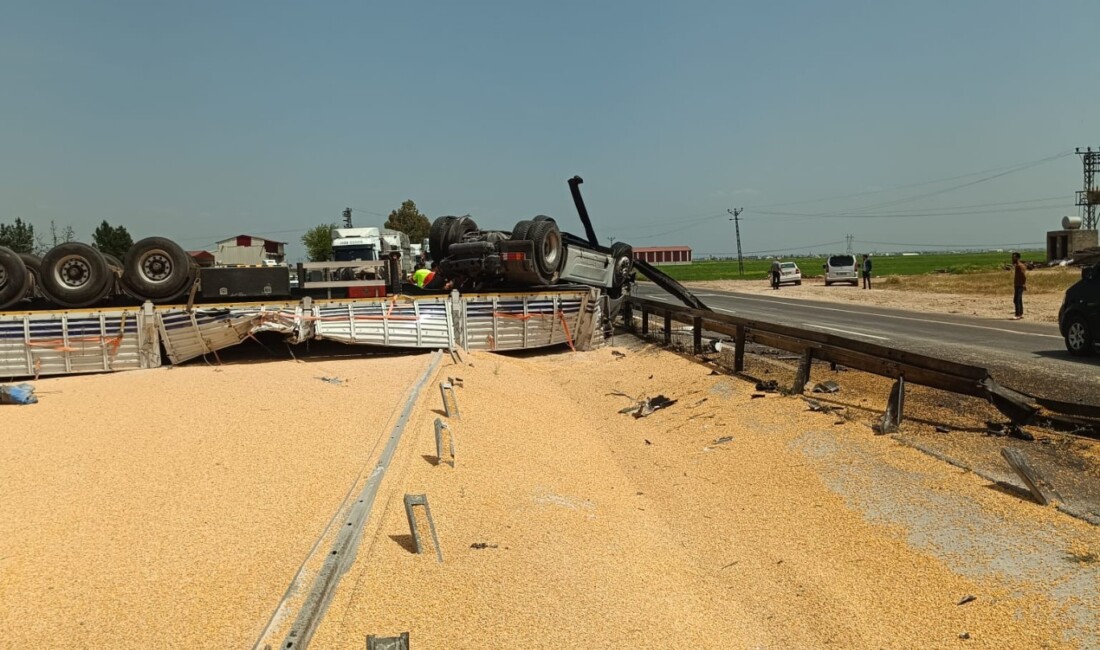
[1058,265,1100,356]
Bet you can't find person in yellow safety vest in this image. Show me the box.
[412,267,431,287]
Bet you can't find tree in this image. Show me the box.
[91,221,134,259]
[384,200,431,243]
[302,223,336,262]
[0,218,37,254]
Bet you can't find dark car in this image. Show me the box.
[1058,265,1100,356]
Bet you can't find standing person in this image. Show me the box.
[1011,252,1027,319]
[770,259,781,290]
[861,253,872,289]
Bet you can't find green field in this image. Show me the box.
[655,250,1044,282]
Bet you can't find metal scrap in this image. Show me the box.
[755,380,779,393]
[812,380,840,394]
[803,397,844,414]
[621,394,678,418]
[315,376,345,385]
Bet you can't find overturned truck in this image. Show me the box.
[430,176,635,298]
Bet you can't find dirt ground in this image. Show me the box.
[688,266,1082,323]
[2,343,1097,649]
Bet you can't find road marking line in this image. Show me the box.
[718,294,1065,340]
[805,323,890,340]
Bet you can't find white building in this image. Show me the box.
[214,235,286,266]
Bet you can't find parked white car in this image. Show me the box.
[778,261,802,286]
[823,254,859,286]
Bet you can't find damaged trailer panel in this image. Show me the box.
[459,289,595,351]
[156,304,304,365]
[0,305,159,378]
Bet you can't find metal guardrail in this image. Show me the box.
[622,295,1099,439]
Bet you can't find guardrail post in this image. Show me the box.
[663,312,672,346]
[641,307,649,336]
[734,325,746,373]
[879,376,905,433]
[692,317,702,355]
[791,348,813,394]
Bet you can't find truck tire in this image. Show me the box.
[0,246,30,310]
[511,219,533,242]
[444,217,479,256]
[529,219,563,281]
[608,242,634,298]
[39,242,112,308]
[18,253,42,298]
[429,216,457,261]
[121,237,191,301]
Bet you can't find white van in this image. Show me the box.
[823,254,858,286]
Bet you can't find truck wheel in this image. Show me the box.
[121,237,191,300]
[511,219,533,242]
[1064,314,1094,357]
[607,242,634,298]
[39,242,111,308]
[444,217,479,255]
[529,219,563,281]
[531,215,553,223]
[429,216,456,261]
[18,253,42,298]
[0,246,30,310]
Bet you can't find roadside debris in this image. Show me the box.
[803,397,844,415]
[315,376,345,385]
[750,393,766,399]
[619,395,677,418]
[755,380,779,393]
[935,425,951,433]
[985,421,1035,441]
[703,435,734,452]
[957,595,977,606]
[812,381,840,394]
[447,376,464,387]
[470,542,499,550]
[611,350,626,360]
[0,383,37,405]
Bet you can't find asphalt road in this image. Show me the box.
[635,284,1100,408]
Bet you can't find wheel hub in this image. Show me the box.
[56,255,92,288]
[141,252,173,283]
[1068,322,1086,350]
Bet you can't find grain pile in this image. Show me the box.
[310,344,1096,649]
[0,354,434,648]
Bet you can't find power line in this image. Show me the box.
[856,239,1045,249]
[743,150,1074,211]
[753,202,1072,220]
[742,240,847,255]
[818,152,1073,216]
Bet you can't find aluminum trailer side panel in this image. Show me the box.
[311,297,454,349]
[461,290,590,351]
[0,306,159,378]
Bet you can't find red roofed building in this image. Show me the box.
[188,250,216,268]
[633,246,692,265]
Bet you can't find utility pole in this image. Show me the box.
[342,207,353,228]
[1076,147,1099,230]
[728,208,744,276]
[846,234,854,255]
[607,236,616,246]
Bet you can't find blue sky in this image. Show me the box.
[2,0,1097,260]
